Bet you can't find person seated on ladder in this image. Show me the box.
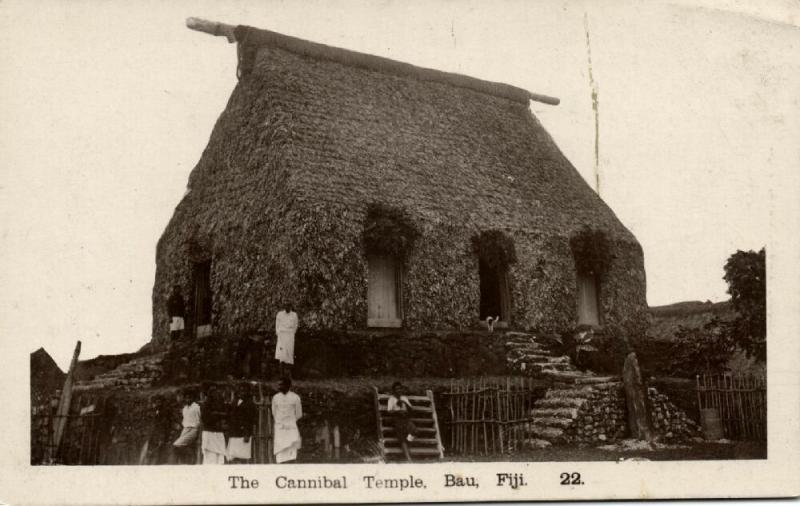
[387,381,418,462]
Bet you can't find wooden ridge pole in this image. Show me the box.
[185,17,560,106]
[186,17,236,42]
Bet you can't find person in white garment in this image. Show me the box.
[166,285,186,343]
[226,384,256,463]
[272,377,302,463]
[200,384,228,465]
[274,304,299,378]
[172,388,201,464]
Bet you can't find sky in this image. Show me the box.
[1,0,798,369]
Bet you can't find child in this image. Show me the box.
[387,382,417,462]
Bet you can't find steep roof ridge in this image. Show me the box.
[233,25,559,106]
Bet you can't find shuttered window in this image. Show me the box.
[577,271,600,326]
[367,255,402,327]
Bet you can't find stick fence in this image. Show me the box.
[695,373,766,441]
[444,377,541,455]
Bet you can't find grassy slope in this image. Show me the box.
[646,300,735,341]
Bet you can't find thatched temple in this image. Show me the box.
[151,23,647,356]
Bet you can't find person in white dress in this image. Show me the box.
[275,305,298,378]
[172,388,200,464]
[271,378,302,463]
[200,384,227,465]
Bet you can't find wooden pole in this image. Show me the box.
[482,378,488,455]
[333,424,340,461]
[456,381,462,454]
[455,381,461,454]
[186,17,236,42]
[49,340,81,463]
[496,384,503,453]
[470,379,476,454]
[448,379,454,452]
[696,375,702,417]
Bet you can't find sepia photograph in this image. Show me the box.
[2,0,799,503]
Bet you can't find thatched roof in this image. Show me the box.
[185,24,637,244]
[231,25,559,105]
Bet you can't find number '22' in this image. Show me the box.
[560,472,583,485]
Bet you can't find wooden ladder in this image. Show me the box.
[373,387,444,462]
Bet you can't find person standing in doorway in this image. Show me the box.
[226,384,257,463]
[274,304,298,378]
[172,388,200,464]
[272,378,302,463]
[167,285,186,342]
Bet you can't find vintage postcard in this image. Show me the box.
[1,0,799,504]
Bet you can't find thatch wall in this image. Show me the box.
[152,36,646,348]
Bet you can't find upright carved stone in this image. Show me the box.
[623,352,654,441]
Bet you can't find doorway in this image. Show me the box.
[192,260,212,336]
[479,259,510,322]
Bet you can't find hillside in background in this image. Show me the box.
[647,300,735,341]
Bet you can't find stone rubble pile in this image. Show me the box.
[647,387,700,442]
[564,381,627,444]
[505,331,700,448]
[76,353,166,391]
[565,384,700,444]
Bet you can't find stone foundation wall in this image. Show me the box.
[161,330,510,383]
[566,383,699,445]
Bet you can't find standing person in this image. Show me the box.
[143,395,173,464]
[200,384,227,465]
[274,304,298,378]
[167,285,186,342]
[387,381,418,462]
[226,384,257,463]
[172,388,201,464]
[236,334,266,379]
[271,378,302,463]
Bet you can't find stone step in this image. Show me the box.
[504,331,537,339]
[530,416,573,429]
[511,351,551,360]
[506,344,547,354]
[515,356,551,366]
[519,362,560,374]
[530,407,578,419]
[544,356,571,364]
[542,371,599,383]
[539,362,572,372]
[525,438,552,449]
[574,376,619,385]
[507,346,549,355]
[526,425,565,442]
[545,386,595,399]
[536,397,587,409]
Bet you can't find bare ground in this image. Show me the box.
[452,441,766,462]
